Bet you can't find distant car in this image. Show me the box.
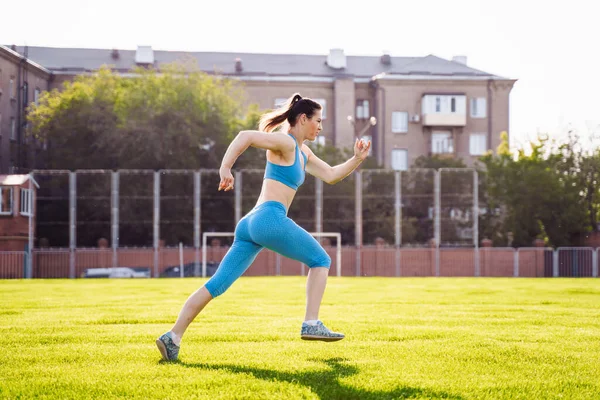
[83,267,151,278]
[160,262,219,278]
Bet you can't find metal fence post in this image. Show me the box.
[194,171,201,277]
[315,179,323,236]
[355,171,362,276]
[69,172,76,279]
[592,248,598,278]
[553,250,558,277]
[434,169,440,276]
[153,171,160,278]
[473,170,480,277]
[111,171,119,269]
[514,249,519,277]
[235,171,242,225]
[395,171,401,277]
[27,173,34,279]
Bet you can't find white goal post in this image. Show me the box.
[202,232,342,278]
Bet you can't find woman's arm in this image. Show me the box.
[304,138,371,185]
[218,130,295,191]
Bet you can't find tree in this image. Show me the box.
[477,131,593,247]
[27,61,253,247]
[28,62,247,170]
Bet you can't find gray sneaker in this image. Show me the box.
[156,332,180,361]
[301,321,345,342]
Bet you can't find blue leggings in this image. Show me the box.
[204,201,331,297]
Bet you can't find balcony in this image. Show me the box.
[421,94,466,127]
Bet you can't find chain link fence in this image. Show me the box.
[1,168,597,279]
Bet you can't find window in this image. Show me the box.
[431,132,453,154]
[0,187,13,215]
[423,95,466,114]
[470,98,486,118]
[391,149,408,171]
[22,82,28,106]
[314,135,325,146]
[20,188,32,216]
[356,100,370,119]
[274,98,287,109]
[9,78,15,99]
[34,88,40,105]
[391,112,408,133]
[313,98,327,119]
[469,133,487,155]
[23,123,29,144]
[10,118,16,141]
[361,135,372,156]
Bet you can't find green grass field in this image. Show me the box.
[1,277,599,399]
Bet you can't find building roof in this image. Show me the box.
[10,45,507,80]
[0,175,40,188]
[0,45,51,76]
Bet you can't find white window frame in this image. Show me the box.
[20,188,33,216]
[431,131,454,154]
[0,187,13,215]
[9,78,15,99]
[313,98,327,119]
[34,88,41,105]
[391,111,408,133]
[314,135,326,146]
[469,133,488,155]
[470,97,486,118]
[274,98,287,109]
[10,118,16,141]
[356,99,370,120]
[423,95,466,115]
[391,148,408,171]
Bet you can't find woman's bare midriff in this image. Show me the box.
[255,178,297,212]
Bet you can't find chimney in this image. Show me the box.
[452,55,467,65]
[380,52,391,65]
[326,48,346,69]
[235,58,243,73]
[135,45,154,65]
[111,49,120,60]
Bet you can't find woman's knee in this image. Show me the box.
[307,250,331,269]
[204,280,229,298]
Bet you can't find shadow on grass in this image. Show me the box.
[179,357,463,399]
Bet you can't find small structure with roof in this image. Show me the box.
[0,174,38,251]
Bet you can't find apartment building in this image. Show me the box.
[1,44,516,172]
[0,45,51,173]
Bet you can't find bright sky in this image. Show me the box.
[2,0,598,150]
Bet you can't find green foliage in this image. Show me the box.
[28,63,248,170]
[477,131,598,247]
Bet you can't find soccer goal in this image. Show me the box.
[202,232,342,278]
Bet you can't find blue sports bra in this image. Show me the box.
[264,134,308,190]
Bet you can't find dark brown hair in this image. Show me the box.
[258,93,322,133]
